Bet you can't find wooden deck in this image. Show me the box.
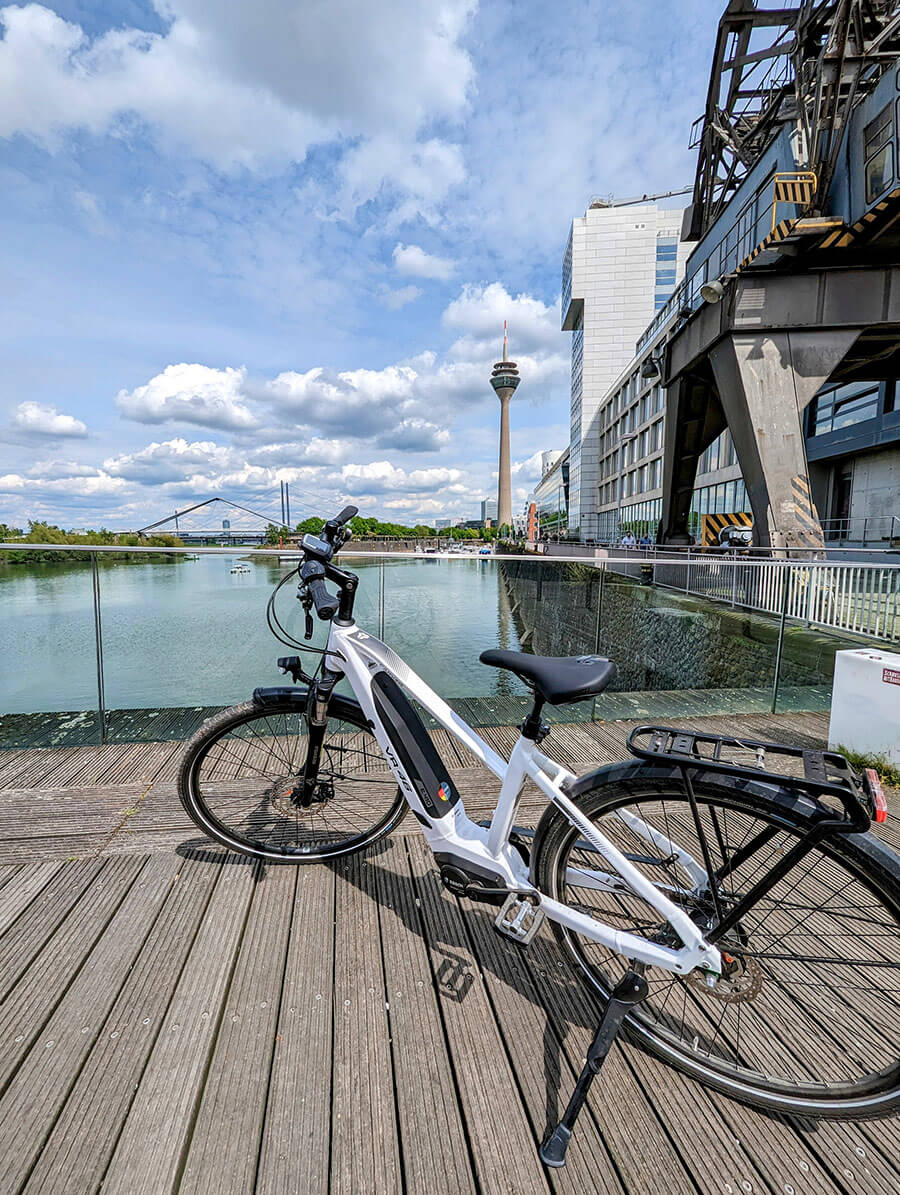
[0,710,897,1194]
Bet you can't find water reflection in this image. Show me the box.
[0,555,523,714]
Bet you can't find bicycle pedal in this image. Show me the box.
[494,893,545,945]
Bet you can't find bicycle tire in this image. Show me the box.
[532,765,900,1118]
[178,694,406,862]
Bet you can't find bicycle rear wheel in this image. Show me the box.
[178,695,406,862]
[533,769,900,1118]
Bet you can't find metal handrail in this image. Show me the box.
[3,542,899,567]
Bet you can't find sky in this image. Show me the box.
[0,0,716,531]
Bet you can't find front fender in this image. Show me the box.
[252,685,369,726]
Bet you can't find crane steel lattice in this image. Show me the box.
[685,0,900,241]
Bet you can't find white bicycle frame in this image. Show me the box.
[326,621,722,979]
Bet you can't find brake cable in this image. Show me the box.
[264,563,345,664]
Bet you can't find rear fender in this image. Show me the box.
[529,757,828,885]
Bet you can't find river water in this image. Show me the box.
[0,555,525,714]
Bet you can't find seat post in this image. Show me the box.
[521,692,547,741]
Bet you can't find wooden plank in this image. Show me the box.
[0,857,106,1002]
[373,841,477,1195]
[22,855,223,1195]
[0,855,178,1195]
[406,837,551,1195]
[0,861,62,938]
[179,865,297,1194]
[101,855,257,1195]
[0,866,21,901]
[255,865,335,1195]
[0,785,146,864]
[0,749,61,788]
[0,748,84,789]
[461,905,630,1195]
[0,856,146,1093]
[329,851,402,1194]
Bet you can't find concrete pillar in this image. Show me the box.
[497,393,512,530]
[659,368,726,544]
[708,330,858,550]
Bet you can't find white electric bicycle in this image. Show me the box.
[179,507,900,1164]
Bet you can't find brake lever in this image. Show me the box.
[297,583,314,640]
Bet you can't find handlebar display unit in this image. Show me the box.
[300,532,335,561]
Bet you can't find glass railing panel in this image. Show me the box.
[4,544,897,748]
[0,549,104,745]
[377,555,528,726]
[618,558,779,719]
[96,549,383,721]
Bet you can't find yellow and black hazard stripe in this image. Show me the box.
[821,185,900,249]
[772,174,817,205]
[701,511,752,547]
[736,219,797,272]
[788,473,825,546]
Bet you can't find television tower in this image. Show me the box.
[490,321,520,531]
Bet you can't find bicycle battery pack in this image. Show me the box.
[371,671,461,819]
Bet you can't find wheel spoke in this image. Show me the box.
[183,706,404,862]
[548,784,900,1105]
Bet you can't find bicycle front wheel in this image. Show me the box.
[178,696,406,862]
[533,770,900,1118]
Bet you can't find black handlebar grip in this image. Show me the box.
[308,576,340,620]
[334,505,358,526]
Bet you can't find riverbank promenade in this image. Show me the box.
[0,709,897,1195]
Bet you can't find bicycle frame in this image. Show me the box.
[326,620,723,979]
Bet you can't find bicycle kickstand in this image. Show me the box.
[539,968,648,1168]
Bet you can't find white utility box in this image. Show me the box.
[829,648,900,766]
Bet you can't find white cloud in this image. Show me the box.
[443,282,562,357]
[339,460,462,493]
[379,284,422,310]
[115,364,258,431]
[27,458,99,478]
[108,281,567,457]
[0,469,126,496]
[11,401,87,437]
[339,137,466,219]
[104,437,237,483]
[393,243,456,281]
[510,449,545,480]
[0,2,475,190]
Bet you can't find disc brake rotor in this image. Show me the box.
[686,951,763,1004]
[266,776,334,818]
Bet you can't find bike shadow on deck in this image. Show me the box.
[288,835,816,1152]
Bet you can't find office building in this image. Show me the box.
[561,199,690,539]
[529,448,569,539]
[480,497,498,524]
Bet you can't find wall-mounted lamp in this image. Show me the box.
[639,355,662,380]
[700,273,737,304]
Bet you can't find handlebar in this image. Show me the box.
[297,506,360,624]
[333,505,358,527]
[300,560,340,620]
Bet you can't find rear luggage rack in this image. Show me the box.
[626,725,872,828]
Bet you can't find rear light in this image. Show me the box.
[864,768,888,824]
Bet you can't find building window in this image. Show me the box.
[865,103,894,203]
[810,381,880,435]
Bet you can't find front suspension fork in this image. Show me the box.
[299,671,338,807]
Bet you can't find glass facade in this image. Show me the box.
[567,316,584,534]
[654,235,680,310]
